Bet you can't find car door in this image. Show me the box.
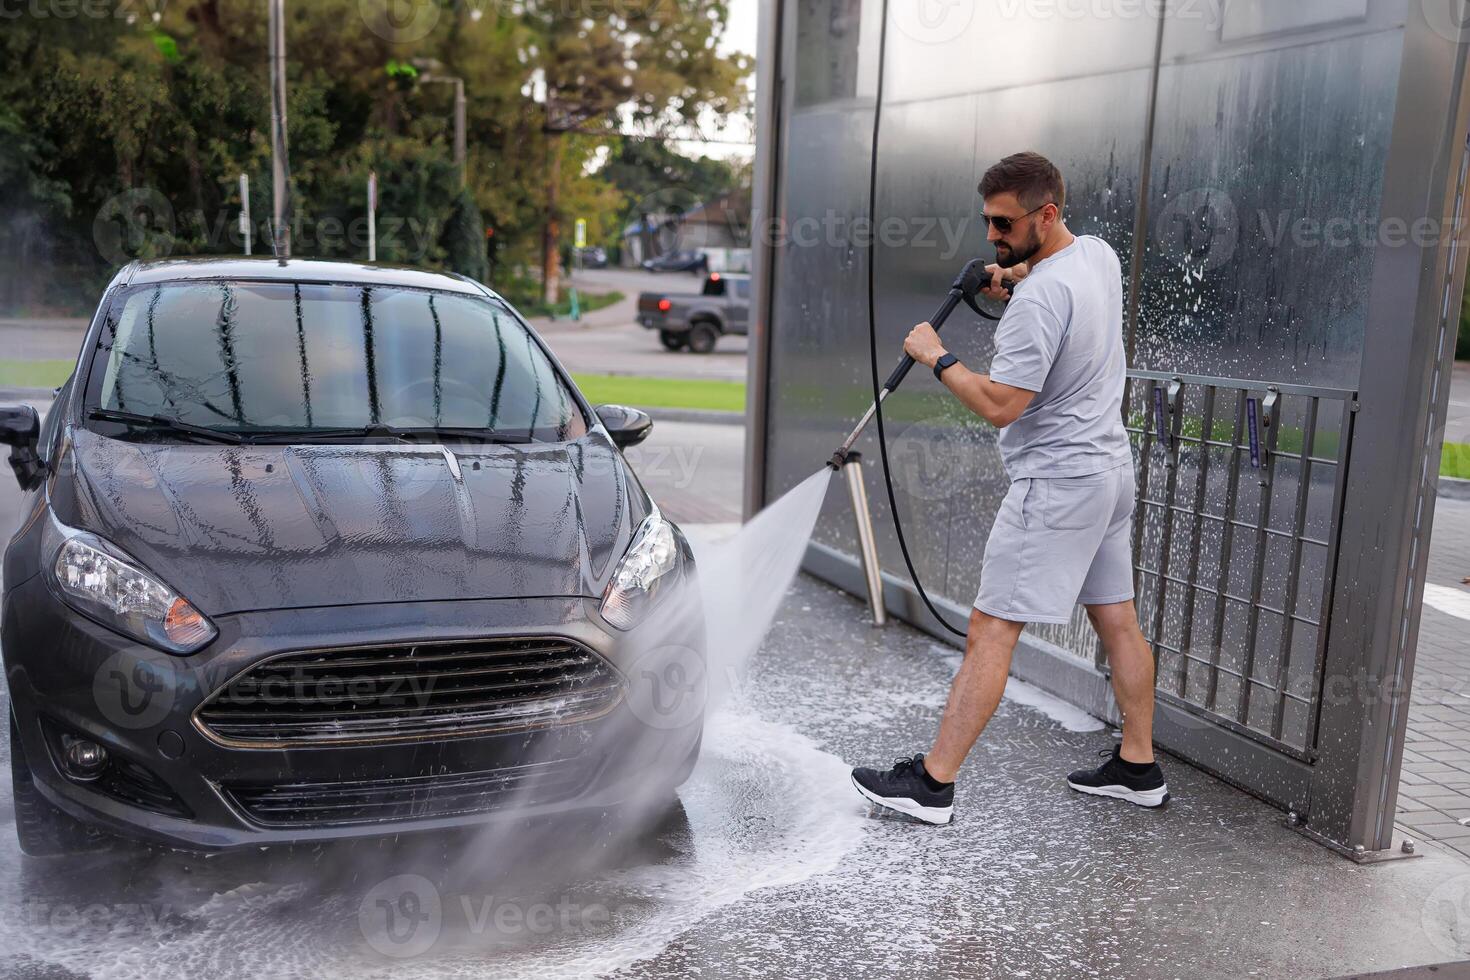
[727,278,750,335]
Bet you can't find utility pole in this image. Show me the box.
[452,76,465,188]
[268,0,290,257]
[367,171,377,262]
[239,173,251,256]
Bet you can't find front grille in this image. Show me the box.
[225,758,592,828]
[195,637,623,746]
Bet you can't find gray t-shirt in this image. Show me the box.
[987,235,1133,480]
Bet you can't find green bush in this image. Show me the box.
[1460,286,1470,360]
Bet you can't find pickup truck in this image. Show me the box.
[636,272,750,353]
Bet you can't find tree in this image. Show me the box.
[521,0,750,302]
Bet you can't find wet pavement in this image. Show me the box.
[4,561,1470,978]
[3,391,1470,976]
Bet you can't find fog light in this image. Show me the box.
[61,735,108,780]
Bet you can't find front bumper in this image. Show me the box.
[3,576,705,851]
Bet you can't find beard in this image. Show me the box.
[995,229,1043,268]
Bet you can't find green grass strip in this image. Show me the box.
[1445,442,1470,480]
[570,373,746,414]
[0,359,73,389]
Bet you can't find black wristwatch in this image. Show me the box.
[933,352,961,382]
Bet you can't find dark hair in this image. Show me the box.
[979,152,1066,214]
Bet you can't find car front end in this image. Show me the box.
[1,259,705,853]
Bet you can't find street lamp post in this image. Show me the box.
[267,0,290,257]
[412,59,466,189]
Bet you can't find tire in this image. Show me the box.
[659,330,687,351]
[9,711,106,857]
[686,322,719,354]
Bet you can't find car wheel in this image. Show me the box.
[9,710,106,857]
[687,322,718,354]
[659,330,687,351]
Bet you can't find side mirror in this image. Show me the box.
[594,404,653,449]
[0,405,44,491]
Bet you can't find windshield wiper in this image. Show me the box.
[89,409,244,445]
[243,425,535,445]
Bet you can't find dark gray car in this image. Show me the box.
[0,258,704,855]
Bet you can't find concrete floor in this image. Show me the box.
[2,306,1470,974]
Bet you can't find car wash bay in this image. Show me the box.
[4,384,1470,978]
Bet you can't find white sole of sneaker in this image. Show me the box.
[1066,780,1171,808]
[850,775,954,825]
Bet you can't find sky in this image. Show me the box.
[672,0,757,162]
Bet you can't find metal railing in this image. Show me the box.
[1123,370,1358,761]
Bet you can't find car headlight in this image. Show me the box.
[45,519,216,655]
[600,516,682,631]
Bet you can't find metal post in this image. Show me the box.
[453,77,466,189]
[842,452,886,627]
[238,173,251,256]
[367,171,377,262]
[1308,6,1470,858]
[742,0,785,521]
[268,0,290,258]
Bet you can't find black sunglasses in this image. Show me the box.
[982,202,1053,234]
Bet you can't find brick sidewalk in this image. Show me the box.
[1395,492,1470,855]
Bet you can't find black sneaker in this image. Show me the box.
[850,754,954,825]
[1066,746,1170,808]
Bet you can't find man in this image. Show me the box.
[850,151,1168,826]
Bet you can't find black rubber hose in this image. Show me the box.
[863,0,968,640]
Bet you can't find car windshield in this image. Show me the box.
[83,280,587,442]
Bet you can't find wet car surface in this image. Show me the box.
[0,258,702,854]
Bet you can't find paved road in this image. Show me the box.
[0,266,751,384]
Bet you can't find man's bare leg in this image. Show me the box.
[923,608,1026,783]
[1085,600,1155,763]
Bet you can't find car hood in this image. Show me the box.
[58,427,651,615]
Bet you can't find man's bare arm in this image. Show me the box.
[939,366,1035,428]
[901,320,1036,428]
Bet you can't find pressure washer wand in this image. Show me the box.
[828,258,1015,470]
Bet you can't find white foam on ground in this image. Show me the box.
[927,643,1106,733]
[1002,677,1106,733]
[1424,583,1470,622]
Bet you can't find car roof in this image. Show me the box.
[117,257,494,297]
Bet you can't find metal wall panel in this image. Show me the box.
[755,0,1470,856]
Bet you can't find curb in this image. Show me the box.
[1440,476,1470,501]
[0,387,58,402]
[632,407,745,427]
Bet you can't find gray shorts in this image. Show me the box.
[975,463,1137,625]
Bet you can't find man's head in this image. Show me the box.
[979,152,1067,268]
